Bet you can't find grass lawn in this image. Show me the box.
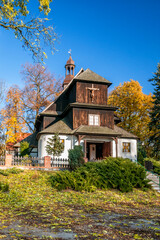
[0,169,159,240]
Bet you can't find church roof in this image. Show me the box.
[74,68,112,85]
[38,119,121,137]
[40,110,62,116]
[14,132,38,148]
[114,125,138,139]
[38,118,73,135]
[66,56,75,65]
[73,125,120,136]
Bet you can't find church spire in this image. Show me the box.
[62,51,75,88]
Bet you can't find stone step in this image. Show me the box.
[146,173,160,192]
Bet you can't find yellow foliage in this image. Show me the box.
[0,0,51,21]
[108,80,154,143]
[1,86,27,143]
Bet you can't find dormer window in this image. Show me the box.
[89,114,100,126]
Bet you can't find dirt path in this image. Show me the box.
[0,209,160,239]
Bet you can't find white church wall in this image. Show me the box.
[112,140,116,157]
[118,138,137,161]
[38,134,73,159]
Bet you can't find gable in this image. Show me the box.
[74,68,112,85]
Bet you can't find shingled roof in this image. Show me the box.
[38,118,73,135]
[74,125,120,136]
[14,132,38,148]
[74,68,112,85]
[114,125,138,139]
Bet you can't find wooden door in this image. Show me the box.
[90,144,96,161]
[102,142,111,158]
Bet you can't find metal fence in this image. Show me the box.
[51,158,69,168]
[12,156,45,167]
[0,156,5,165]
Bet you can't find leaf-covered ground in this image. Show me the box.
[0,169,159,240]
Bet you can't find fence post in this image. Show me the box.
[44,156,51,168]
[5,154,13,167]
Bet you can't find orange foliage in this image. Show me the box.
[1,86,28,143]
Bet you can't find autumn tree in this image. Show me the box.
[21,63,62,132]
[0,81,5,145]
[1,85,27,143]
[108,80,153,147]
[148,64,160,159]
[0,0,57,61]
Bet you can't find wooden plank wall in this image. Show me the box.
[76,82,108,105]
[73,108,114,129]
[55,84,76,111]
[43,117,56,129]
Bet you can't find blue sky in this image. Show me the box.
[0,0,160,101]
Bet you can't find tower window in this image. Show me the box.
[89,114,100,126]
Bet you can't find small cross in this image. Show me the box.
[68,49,72,56]
[86,84,99,102]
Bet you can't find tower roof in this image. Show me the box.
[66,56,75,66]
[74,68,112,85]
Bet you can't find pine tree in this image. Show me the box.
[148,64,160,159]
[45,133,64,157]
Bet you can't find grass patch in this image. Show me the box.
[0,168,159,239]
[0,181,9,192]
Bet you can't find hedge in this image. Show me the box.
[49,157,151,192]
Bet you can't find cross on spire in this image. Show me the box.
[68,49,72,57]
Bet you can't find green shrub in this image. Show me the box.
[0,182,9,192]
[0,168,23,176]
[0,169,9,176]
[49,157,150,192]
[20,141,30,156]
[6,168,23,174]
[144,158,160,175]
[68,145,85,170]
[137,152,144,166]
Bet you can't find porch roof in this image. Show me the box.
[114,125,138,139]
[73,125,121,136]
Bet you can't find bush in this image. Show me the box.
[20,141,30,156]
[0,182,9,192]
[144,158,160,175]
[0,168,23,176]
[49,157,150,192]
[68,145,85,170]
[137,152,144,166]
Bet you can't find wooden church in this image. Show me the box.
[29,56,138,161]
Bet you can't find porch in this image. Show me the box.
[74,125,120,161]
[77,136,118,161]
[86,141,112,161]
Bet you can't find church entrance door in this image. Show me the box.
[89,144,96,161]
[102,142,111,158]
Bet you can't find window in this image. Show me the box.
[122,142,131,153]
[89,114,100,126]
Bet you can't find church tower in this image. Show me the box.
[63,54,75,88]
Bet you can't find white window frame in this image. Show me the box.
[88,114,100,126]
